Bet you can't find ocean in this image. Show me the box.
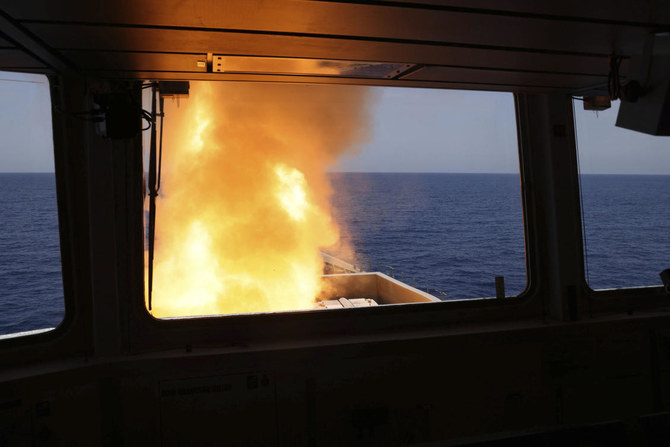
[328,173,526,299]
[579,174,670,290]
[0,173,64,336]
[0,172,667,335]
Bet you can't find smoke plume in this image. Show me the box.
[150,81,375,317]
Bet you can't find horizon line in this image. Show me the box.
[328,170,670,176]
[2,171,669,176]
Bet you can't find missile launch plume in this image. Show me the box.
[149,82,375,317]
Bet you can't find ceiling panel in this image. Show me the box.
[0,49,45,68]
[10,0,670,27]
[62,51,599,92]
[0,0,658,91]
[61,51,207,73]
[81,69,567,92]
[403,65,608,89]
[374,0,670,25]
[27,23,623,77]
[4,0,653,56]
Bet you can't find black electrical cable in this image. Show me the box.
[141,109,154,131]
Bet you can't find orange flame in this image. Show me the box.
[149,82,373,317]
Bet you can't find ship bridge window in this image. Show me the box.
[574,99,670,290]
[0,71,63,337]
[144,83,526,318]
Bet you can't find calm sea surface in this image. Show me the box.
[0,173,63,335]
[579,174,670,290]
[328,173,527,299]
[1,172,668,335]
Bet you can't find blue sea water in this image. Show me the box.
[328,173,526,299]
[0,173,64,336]
[579,174,670,290]
[0,172,668,336]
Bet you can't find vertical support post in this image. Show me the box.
[87,92,122,357]
[515,93,586,321]
[147,83,157,311]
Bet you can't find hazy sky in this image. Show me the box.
[575,101,670,175]
[333,87,520,173]
[1,72,669,174]
[0,72,53,173]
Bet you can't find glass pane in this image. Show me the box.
[575,100,670,290]
[146,83,525,318]
[331,89,525,300]
[0,72,63,337]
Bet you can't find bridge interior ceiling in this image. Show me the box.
[1,1,669,92]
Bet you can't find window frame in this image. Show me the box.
[129,85,540,353]
[4,79,668,366]
[0,74,93,365]
[571,99,668,305]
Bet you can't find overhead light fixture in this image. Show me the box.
[212,55,414,79]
